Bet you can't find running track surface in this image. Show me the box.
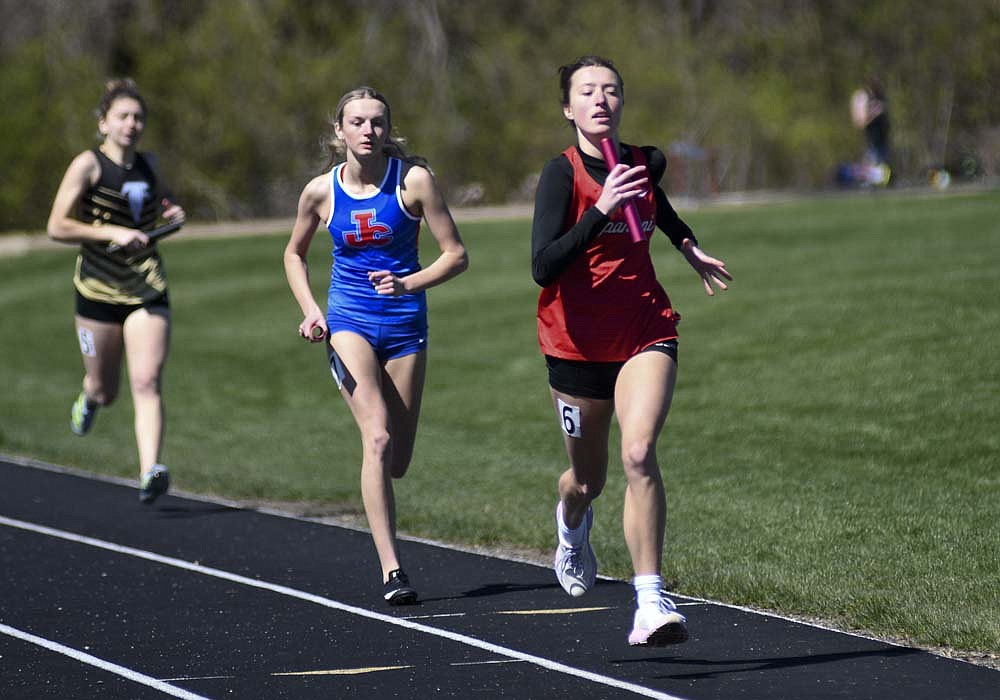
[1,456,996,700]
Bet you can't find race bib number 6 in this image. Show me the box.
[557,398,582,439]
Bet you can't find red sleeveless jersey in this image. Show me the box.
[536,145,679,361]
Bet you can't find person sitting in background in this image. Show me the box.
[849,78,891,186]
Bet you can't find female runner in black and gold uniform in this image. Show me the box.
[47,79,185,504]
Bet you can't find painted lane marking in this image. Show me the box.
[408,607,612,620]
[0,623,212,700]
[273,665,412,676]
[165,659,523,681]
[0,515,690,700]
[497,606,611,616]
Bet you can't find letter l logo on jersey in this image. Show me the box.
[345,209,393,247]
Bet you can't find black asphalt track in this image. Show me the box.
[1,456,996,699]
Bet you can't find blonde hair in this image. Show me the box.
[322,87,428,171]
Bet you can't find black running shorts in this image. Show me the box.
[75,291,170,325]
[546,340,678,400]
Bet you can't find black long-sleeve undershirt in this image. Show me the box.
[531,145,696,287]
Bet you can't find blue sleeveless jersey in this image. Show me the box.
[326,157,426,325]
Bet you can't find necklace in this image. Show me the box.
[100,145,134,170]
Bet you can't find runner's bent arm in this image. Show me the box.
[47,151,150,249]
[377,164,468,296]
[642,149,730,295]
[531,155,609,287]
[642,147,698,251]
[531,149,698,287]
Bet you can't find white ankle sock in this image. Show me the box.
[556,502,587,548]
[633,574,663,609]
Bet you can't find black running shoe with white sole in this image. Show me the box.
[139,464,170,504]
[383,569,418,605]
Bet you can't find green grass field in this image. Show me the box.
[2,190,998,656]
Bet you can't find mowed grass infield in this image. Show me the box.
[1,190,997,658]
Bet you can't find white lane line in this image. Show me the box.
[0,515,690,700]
[451,659,525,667]
[0,623,212,700]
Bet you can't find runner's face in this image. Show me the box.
[336,98,389,159]
[563,66,622,139]
[99,97,145,149]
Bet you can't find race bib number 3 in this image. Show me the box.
[557,399,582,439]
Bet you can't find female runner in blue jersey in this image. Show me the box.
[284,87,469,604]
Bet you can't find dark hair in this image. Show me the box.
[322,86,427,170]
[97,78,146,120]
[865,77,886,103]
[558,55,624,106]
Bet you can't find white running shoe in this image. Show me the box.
[628,595,689,646]
[554,504,597,597]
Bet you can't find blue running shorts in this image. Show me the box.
[327,311,428,363]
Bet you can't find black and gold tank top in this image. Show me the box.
[73,149,169,305]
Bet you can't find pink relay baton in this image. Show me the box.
[599,138,645,243]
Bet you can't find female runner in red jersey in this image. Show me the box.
[531,56,731,646]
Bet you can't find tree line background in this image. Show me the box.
[2,0,998,230]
